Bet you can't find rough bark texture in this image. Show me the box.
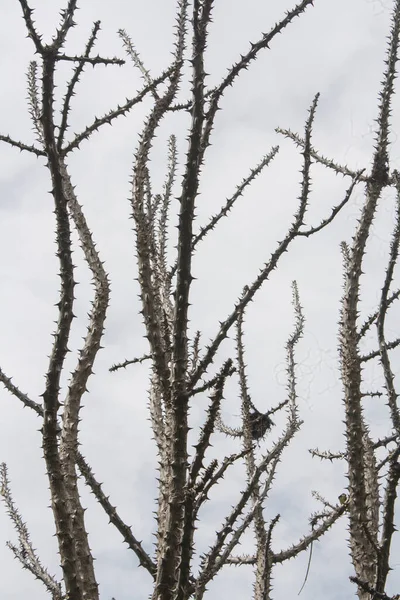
[1,1,400,600]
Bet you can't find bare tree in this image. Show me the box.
[1,1,400,599]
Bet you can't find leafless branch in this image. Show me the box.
[189,95,319,390]
[109,353,152,372]
[276,126,369,181]
[18,0,44,53]
[360,337,400,363]
[0,464,64,600]
[309,448,346,461]
[0,369,157,580]
[56,53,124,65]
[119,29,159,101]
[358,288,400,339]
[63,67,174,154]
[0,133,45,156]
[58,20,102,150]
[376,173,400,435]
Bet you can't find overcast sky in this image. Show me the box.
[1,1,400,599]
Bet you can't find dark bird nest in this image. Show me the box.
[248,408,274,440]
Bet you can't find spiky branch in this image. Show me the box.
[2,1,400,600]
[338,2,400,598]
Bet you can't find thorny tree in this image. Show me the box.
[1,1,400,599]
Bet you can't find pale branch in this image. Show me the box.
[130,19,186,411]
[196,492,266,597]
[148,375,167,459]
[131,41,187,566]
[109,354,152,372]
[339,0,400,590]
[196,418,301,596]
[148,192,162,224]
[358,288,400,340]
[131,5,188,600]
[211,285,307,593]
[208,487,274,586]
[285,281,305,412]
[144,191,170,338]
[297,540,313,596]
[311,490,338,512]
[213,283,303,459]
[377,173,400,435]
[235,300,268,600]
[27,61,44,145]
[58,20,102,151]
[58,161,110,445]
[340,240,351,269]
[254,463,281,600]
[297,173,363,237]
[56,54,124,66]
[157,135,178,297]
[215,416,243,438]
[226,554,256,566]
[6,542,64,600]
[262,445,289,509]
[192,460,218,498]
[118,29,159,101]
[359,337,400,363]
[140,138,177,351]
[197,453,285,599]
[189,97,317,390]
[62,67,174,154]
[149,378,170,569]
[366,463,380,518]
[57,161,110,598]
[0,133,45,157]
[0,464,64,600]
[276,126,369,181]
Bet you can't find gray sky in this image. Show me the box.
[1,1,400,599]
